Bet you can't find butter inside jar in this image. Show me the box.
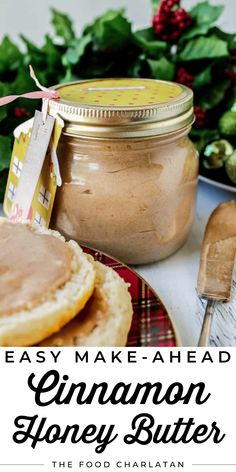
[49,78,198,264]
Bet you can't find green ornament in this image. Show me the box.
[203,139,234,169]
[231,103,236,112]
[219,111,236,137]
[225,151,236,184]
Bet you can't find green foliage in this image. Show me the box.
[134,28,168,58]
[193,65,212,89]
[51,9,75,44]
[197,79,230,109]
[180,24,211,42]
[84,10,132,50]
[190,2,224,25]
[180,2,224,42]
[0,136,12,172]
[148,57,175,81]
[151,0,161,13]
[0,2,235,196]
[211,27,236,49]
[128,54,146,78]
[0,83,7,122]
[0,171,8,202]
[20,34,64,85]
[0,107,7,123]
[62,35,92,67]
[179,36,229,61]
[190,128,220,153]
[0,36,22,76]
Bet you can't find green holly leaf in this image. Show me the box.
[197,79,230,109]
[0,82,7,96]
[20,35,45,64]
[62,34,92,66]
[148,57,175,81]
[151,0,161,13]
[180,24,212,42]
[77,53,114,78]
[7,68,39,115]
[190,2,224,25]
[42,35,62,69]
[0,36,22,74]
[0,170,8,203]
[84,10,132,51]
[134,28,168,57]
[21,35,63,85]
[0,108,7,123]
[0,136,12,172]
[173,2,224,44]
[193,65,212,89]
[179,36,229,61]
[210,27,236,50]
[0,83,7,122]
[128,54,146,77]
[9,67,35,95]
[59,68,79,84]
[51,8,75,44]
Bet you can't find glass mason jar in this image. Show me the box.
[49,79,198,264]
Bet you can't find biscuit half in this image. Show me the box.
[39,260,133,347]
[0,219,95,346]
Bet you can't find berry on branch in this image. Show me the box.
[225,70,236,85]
[194,106,207,127]
[176,67,194,88]
[153,0,192,43]
[13,108,31,118]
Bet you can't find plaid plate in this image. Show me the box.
[83,246,177,347]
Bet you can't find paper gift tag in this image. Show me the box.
[4,111,64,227]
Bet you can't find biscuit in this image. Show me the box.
[0,219,95,346]
[39,260,133,347]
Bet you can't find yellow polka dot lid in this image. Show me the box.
[49,78,194,138]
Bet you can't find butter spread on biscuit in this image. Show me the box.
[0,222,72,316]
[40,280,108,346]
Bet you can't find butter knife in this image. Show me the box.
[197,201,236,347]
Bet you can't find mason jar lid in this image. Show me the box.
[49,78,194,138]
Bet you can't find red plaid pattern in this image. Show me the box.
[83,247,177,347]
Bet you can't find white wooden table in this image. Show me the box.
[1,180,235,347]
[136,181,236,347]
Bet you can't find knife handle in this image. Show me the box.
[198,299,216,347]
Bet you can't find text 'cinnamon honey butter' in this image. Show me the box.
[49,78,198,264]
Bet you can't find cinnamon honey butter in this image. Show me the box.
[0,222,72,316]
[49,78,198,264]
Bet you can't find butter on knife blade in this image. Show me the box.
[197,201,236,301]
